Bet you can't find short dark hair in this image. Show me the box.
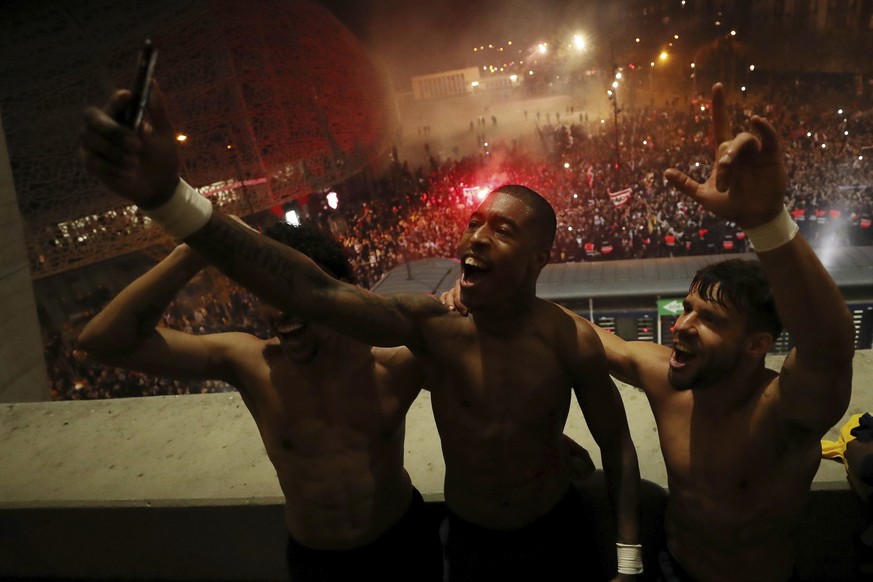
[690,259,782,338]
[264,221,356,284]
[492,184,556,250]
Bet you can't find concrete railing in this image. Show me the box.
[2,351,871,580]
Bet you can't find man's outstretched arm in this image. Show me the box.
[77,244,242,384]
[80,82,445,349]
[665,82,855,432]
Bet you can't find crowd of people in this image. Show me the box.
[44,80,872,400]
[327,88,873,287]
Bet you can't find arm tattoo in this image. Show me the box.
[186,215,330,309]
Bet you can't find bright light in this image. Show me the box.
[471,81,480,87]
[573,34,586,50]
[567,226,573,231]
[635,38,641,43]
[845,130,850,136]
[659,52,668,61]
[176,134,187,142]
[807,132,813,138]
[642,140,648,145]
[563,162,570,169]
[509,74,518,82]
[749,64,755,71]
[326,191,339,209]
[741,86,746,92]
[285,210,300,226]
[838,108,844,115]
[690,62,695,68]
[611,81,618,89]
[674,34,679,40]
[615,71,622,80]
[730,30,737,36]
[860,155,865,161]
[821,143,827,149]
[538,43,548,55]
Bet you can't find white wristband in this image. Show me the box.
[616,543,643,575]
[141,179,213,239]
[744,206,799,252]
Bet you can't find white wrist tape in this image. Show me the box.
[616,543,644,575]
[745,206,799,252]
[141,179,213,239]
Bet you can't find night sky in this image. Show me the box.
[317,0,612,88]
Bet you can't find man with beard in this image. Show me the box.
[80,82,642,580]
[77,221,443,582]
[598,84,854,582]
[443,82,856,581]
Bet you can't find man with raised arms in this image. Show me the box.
[77,221,442,581]
[446,82,856,581]
[81,82,642,580]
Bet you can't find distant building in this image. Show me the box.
[411,67,480,100]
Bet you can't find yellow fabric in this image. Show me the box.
[821,413,864,463]
[822,413,873,502]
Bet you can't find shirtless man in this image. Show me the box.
[444,82,855,581]
[80,82,642,580]
[77,221,442,582]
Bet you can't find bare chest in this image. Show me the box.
[241,359,406,457]
[426,333,572,433]
[658,399,819,525]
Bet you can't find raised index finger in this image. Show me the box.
[710,82,730,151]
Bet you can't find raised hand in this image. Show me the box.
[80,80,180,208]
[663,83,787,229]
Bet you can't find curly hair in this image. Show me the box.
[263,221,356,284]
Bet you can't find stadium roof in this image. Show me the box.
[371,246,873,305]
[0,0,397,278]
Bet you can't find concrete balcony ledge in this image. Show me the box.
[1,351,871,580]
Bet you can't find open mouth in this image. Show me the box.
[461,255,490,286]
[275,320,306,342]
[670,342,696,367]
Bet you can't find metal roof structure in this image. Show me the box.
[372,247,873,306]
[0,0,397,279]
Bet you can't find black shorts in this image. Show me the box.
[286,488,442,582]
[440,486,608,581]
[656,549,800,582]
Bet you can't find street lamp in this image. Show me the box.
[609,64,622,172]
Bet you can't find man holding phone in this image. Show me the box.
[81,80,642,580]
[116,39,157,131]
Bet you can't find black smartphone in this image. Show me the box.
[117,39,158,130]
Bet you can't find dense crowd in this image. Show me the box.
[45,82,873,399]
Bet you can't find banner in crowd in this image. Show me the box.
[608,187,632,207]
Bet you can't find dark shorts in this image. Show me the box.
[440,486,608,581]
[286,488,442,582]
[656,549,800,582]
[656,549,697,582]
